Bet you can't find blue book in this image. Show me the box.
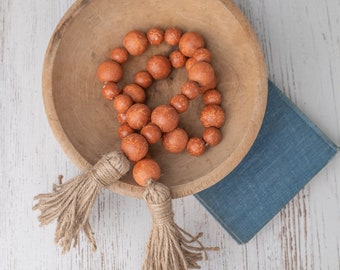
[195,81,338,244]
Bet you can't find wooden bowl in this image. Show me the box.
[43,0,267,198]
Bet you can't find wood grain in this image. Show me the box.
[0,0,339,269]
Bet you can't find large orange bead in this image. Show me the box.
[121,133,148,162]
[97,61,123,83]
[151,104,179,133]
[123,30,148,56]
[133,158,161,186]
[126,103,151,130]
[188,61,216,87]
[179,32,205,57]
[146,55,171,80]
[162,128,188,153]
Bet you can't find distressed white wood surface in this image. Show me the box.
[1,0,339,269]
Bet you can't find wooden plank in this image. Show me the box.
[0,0,339,269]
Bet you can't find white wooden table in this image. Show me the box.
[1,0,339,269]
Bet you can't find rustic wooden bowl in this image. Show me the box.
[43,0,267,198]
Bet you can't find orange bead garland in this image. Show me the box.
[97,27,225,186]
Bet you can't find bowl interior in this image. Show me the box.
[44,0,267,198]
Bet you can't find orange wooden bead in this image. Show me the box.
[203,89,222,105]
[121,133,148,162]
[162,128,188,153]
[134,71,153,88]
[169,50,187,69]
[123,83,146,103]
[200,105,225,128]
[187,137,206,156]
[97,60,123,83]
[199,76,217,93]
[185,57,197,72]
[141,123,162,144]
[101,82,120,100]
[110,47,129,63]
[188,61,215,87]
[133,158,161,186]
[123,30,148,56]
[179,32,205,57]
[116,112,127,124]
[203,127,222,146]
[118,123,135,139]
[193,48,211,62]
[113,94,133,113]
[181,81,200,100]
[170,94,189,113]
[146,55,171,80]
[147,28,164,45]
[126,103,151,130]
[151,104,179,133]
[164,27,182,46]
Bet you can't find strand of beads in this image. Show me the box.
[97,27,225,186]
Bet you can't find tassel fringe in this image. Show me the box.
[33,151,130,253]
[142,180,219,270]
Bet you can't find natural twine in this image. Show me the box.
[143,180,219,270]
[33,151,130,253]
[33,151,218,269]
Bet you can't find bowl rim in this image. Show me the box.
[42,0,268,198]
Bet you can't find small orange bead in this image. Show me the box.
[203,89,222,105]
[147,28,164,45]
[181,81,200,100]
[193,48,211,62]
[164,27,182,46]
[187,137,206,156]
[97,61,123,83]
[151,104,179,133]
[113,94,133,113]
[185,57,197,72]
[121,133,148,162]
[170,94,189,113]
[200,105,225,128]
[110,47,129,64]
[141,123,162,144]
[134,71,153,88]
[123,30,148,56]
[126,103,151,130]
[133,158,161,186]
[123,83,146,103]
[203,127,222,146]
[118,123,135,139]
[116,112,127,124]
[101,82,120,100]
[169,50,187,69]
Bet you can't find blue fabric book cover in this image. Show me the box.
[195,81,338,244]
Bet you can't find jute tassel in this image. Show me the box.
[33,151,130,253]
[142,180,219,270]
